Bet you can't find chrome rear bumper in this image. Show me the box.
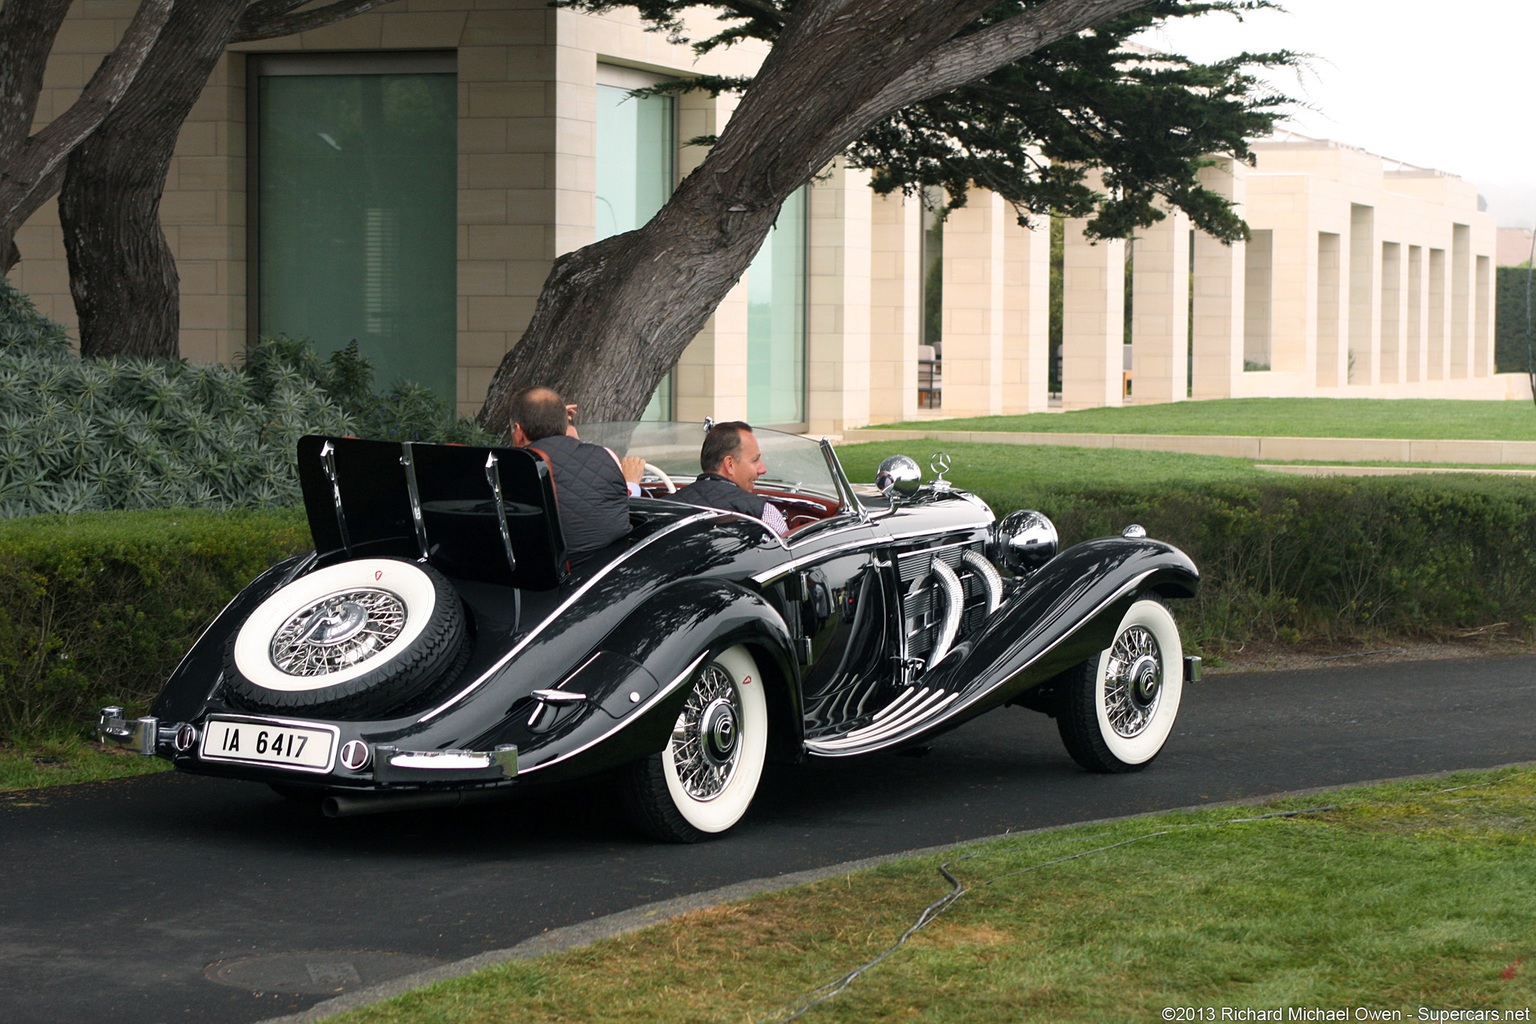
[97,707,164,756]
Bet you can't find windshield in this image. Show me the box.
[577,421,846,504]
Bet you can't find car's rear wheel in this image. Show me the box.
[619,645,768,842]
[224,557,467,719]
[1057,596,1183,773]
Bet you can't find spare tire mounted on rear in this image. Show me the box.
[223,557,467,718]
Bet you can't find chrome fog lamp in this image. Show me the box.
[991,509,1058,574]
[876,455,922,497]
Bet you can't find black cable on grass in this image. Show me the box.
[755,806,1337,1024]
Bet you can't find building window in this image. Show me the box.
[747,187,806,427]
[597,70,675,420]
[251,53,457,403]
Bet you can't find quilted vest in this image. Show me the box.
[671,472,768,519]
[527,434,631,556]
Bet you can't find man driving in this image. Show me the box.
[669,421,789,537]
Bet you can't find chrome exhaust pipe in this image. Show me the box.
[322,787,515,818]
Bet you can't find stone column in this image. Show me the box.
[1001,210,1051,413]
[868,191,921,423]
[805,160,873,434]
[1129,207,1191,404]
[941,190,1006,416]
[1190,158,1246,399]
[1061,207,1126,410]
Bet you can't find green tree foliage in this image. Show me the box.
[0,280,492,518]
[581,0,1294,242]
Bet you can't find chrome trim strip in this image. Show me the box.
[399,442,430,561]
[880,520,992,543]
[484,452,518,574]
[418,511,718,721]
[807,567,1162,757]
[387,747,517,772]
[518,650,710,776]
[749,536,884,585]
[870,685,925,723]
[320,439,353,556]
[809,691,962,752]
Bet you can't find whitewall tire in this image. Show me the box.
[223,557,467,719]
[1057,596,1183,773]
[620,645,768,842]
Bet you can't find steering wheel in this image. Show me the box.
[643,462,677,493]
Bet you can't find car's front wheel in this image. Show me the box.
[619,645,768,842]
[1057,596,1183,773]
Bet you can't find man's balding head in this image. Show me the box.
[510,386,569,445]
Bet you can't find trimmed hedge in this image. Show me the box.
[1026,475,1536,649]
[0,508,309,739]
[6,475,1536,743]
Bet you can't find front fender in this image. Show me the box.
[921,536,1198,721]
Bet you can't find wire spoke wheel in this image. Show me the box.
[1057,597,1183,773]
[620,645,768,842]
[225,558,466,719]
[669,663,742,800]
[1102,624,1162,739]
[269,588,408,676]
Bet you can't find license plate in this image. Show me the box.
[200,718,337,773]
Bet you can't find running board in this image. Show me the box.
[804,686,963,755]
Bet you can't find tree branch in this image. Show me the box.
[829,0,1156,149]
[232,0,402,42]
[713,0,785,29]
[1,0,174,228]
[0,0,74,158]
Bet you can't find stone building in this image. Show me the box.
[10,1,1517,432]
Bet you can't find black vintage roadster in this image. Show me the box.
[100,422,1199,842]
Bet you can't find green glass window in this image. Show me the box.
[256,63,457,402]
[596,80,674,420]
[747,187,806,427]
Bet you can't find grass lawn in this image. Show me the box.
[834,440,1282,500]
[321,766,1536,1024]
[0,735,168,792]
[873,397,1536,441]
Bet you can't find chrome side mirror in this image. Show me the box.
[876,455,922,497]
[991,510,1058,575]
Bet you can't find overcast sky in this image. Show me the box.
[1135,0,1536,228]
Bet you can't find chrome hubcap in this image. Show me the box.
[1104,625,1161,738]
[269,588,406,676]
[670,663,740,801]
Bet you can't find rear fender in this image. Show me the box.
[921,536,1198,719]
[515,579,800,781]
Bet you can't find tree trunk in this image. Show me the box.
[478,0,995,432]
[0,0,173,275]
[477,0,1153,433]
[60,0,248,359]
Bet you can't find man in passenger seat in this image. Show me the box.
[669,421,789,537]
[509,386,638,557]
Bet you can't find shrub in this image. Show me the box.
[0,509,309,739]
[0,281,495,517]
[1003,475,1536,650]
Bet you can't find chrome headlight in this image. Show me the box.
[991,510,1058,575]
[876,455,922,497]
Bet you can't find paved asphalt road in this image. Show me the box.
[3,655,1534,1024]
